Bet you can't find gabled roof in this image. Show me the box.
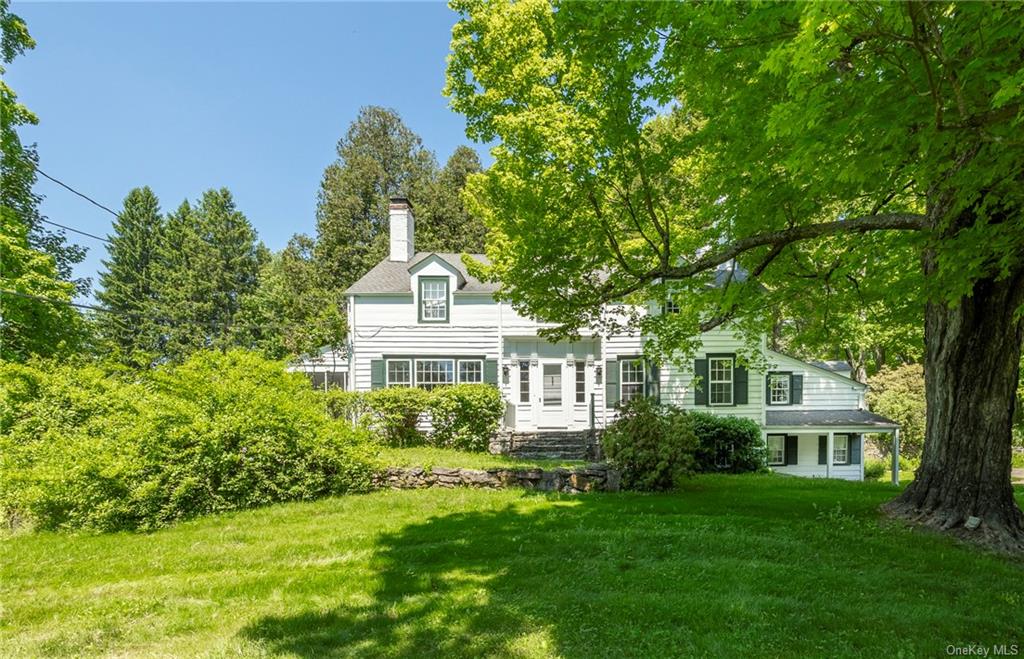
[766,409,898,429]
[344,253,497,295]
[765,349,867,390]
[807,360,853,373]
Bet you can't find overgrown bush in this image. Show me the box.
[687,412,765,473]
[867,364,925,460]
[0,351,376,533]
[323,389,368,425]
[428,384,506,451]
[602,398,698,491]
[362,387,430,447]
[864,459,887,481]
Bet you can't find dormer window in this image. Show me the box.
[419,276,449,323]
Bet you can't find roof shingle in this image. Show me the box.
[344,253,497,295]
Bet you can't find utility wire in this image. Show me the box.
[38,218,112,244]
[35,168,122,221]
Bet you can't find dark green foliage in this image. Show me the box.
[867,364,925,459]
[601,397,698,491]
[687,411,766,473]
[427,384,505,451]
[96,186,164,362]
[0,350,375,532]
[361,387,431,447]
[418,146,486,253]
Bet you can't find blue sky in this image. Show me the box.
[8,1,483,301]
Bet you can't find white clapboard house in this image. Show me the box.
[303,198,900,481]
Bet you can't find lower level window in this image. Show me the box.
[416,359,454,390]
[387,360,411,387]
[766,435,785,466]
[620,359,645,402]
[833,434,849,464]
[458,360,483,383]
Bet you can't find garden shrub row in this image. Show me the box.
[602,398,766,491]
[324,384,506,452]
[0,351,376,533]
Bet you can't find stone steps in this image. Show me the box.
[489,429,604,461]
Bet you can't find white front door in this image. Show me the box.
[536,360,567,428]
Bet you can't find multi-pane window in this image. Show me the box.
[767,435,785,466]
[519,361,530,403]
[709,357,734,406]
[458,360,483,383]
[768,373,790,405]
[415,359,454,390]
[664,299,680,314]
[620,359,645,403]
[387,359,411,387]
[419,278,448,322]
[833,435,849,464]
[575,361,586,404]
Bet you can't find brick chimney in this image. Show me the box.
[388,197,415,262]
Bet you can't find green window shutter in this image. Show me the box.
[818,435,827,465]
[605,359,619,407]
[765,375,772,405]
[646,362,660,403]
[370,359,385,390]
[483,359,498,385]
[733,362,748,406]
[791,374,803,404]
[785,435,798,465]
[850,434,862,465]
[693,358,708,406]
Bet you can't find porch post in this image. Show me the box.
[892,428,901,486]
[826,431,834,478]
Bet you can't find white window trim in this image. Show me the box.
[768,373,790,405]
[518,360,530,403]
[708,357,734,406]
[620,358,645,403]
[385,359,412,387]
[457,359,484,384]
[574,360,587,405]
[766,435,786,466]
[833,434,850,465]
[419,277,449,322]
[414,358,455,389]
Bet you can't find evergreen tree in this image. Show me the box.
[315,106,436,288]
[418,146,487,253]
[96,186,163,361]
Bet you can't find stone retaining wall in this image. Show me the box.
[374,464,621,493]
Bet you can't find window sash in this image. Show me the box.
[415,359,454,390]
[768,374,790,405]
[833,435,849,464]
[519,360,530,403]
[458,359,483,383]
[419,278,448,321]
[620,359,645,403]
[767,435,785,466]
[709,357,733,406]
[386,359,412,387]
[575,361,586,404]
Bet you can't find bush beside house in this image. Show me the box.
[687,412,765,473]
[602,398,699,491]
[0,351,375,533]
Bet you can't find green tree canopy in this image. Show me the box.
[447,0,1024,549]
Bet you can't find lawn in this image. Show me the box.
[374,446,586,470]
[2,476,1022,657]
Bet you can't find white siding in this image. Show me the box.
[770,433,863,481]
[763,351,865,410]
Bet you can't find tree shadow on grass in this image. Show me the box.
[240,480,1024,657]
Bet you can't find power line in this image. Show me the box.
[35,168,122,220]
[39,218,112,244]
[0,288,108,314]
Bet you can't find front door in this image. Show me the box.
[537,361,566,428]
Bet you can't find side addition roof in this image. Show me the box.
[344,253,498,295]
[765,409,899,429]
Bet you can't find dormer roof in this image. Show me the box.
[344,252,497,295]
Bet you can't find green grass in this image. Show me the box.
[375,446,586,470]
[2,476,1023,657]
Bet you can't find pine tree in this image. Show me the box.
[96,186,163,361]
[418,145,487,253]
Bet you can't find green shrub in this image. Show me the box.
[1013,451,1024,469]
[601,398,698,491]
[362,387,430,447]
[323,389,368,424]
[864,459,887,481]
[428,384,506,451]
[687,412,766,473]
[867,365,925,460]
[0,351,376,533]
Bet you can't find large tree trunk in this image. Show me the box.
[883,267,1024,552]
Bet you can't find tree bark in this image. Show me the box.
[883,266,1024,552]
